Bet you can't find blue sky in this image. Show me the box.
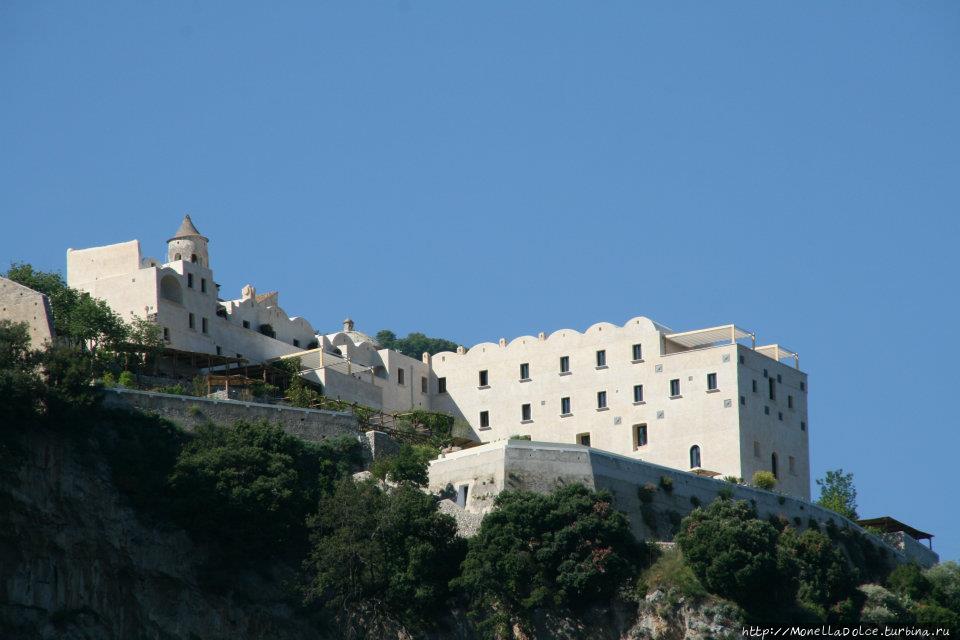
[2,2,958,560]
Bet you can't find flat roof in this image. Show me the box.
[857,516,933,541]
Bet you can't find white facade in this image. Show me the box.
[67,216,317,364]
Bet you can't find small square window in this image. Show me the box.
[633,384,644,403]
[561,396,571,415]
[521,403,531,421]
[438,377,447,394]
[577,432,591,447]
[479,411,490,428]
[707,372,718,391]
[560,356,570,373]
[397,368,405,385]
[293,339,300,348]
[242,320,250,329]
[597,391,607,409]
[632,343,643,361]
[634,424,648,449]
[520,363,530,380]
[596,350,606,367]
[669,378,681,397]
[479,370,488,386]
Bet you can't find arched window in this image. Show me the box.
[159,274,183,304]
[174,253,181,261]
[771,453,779,479]
[689,445,701,469]
[190,254,198,263]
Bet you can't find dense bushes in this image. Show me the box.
[453,484,650,635]
[370,443,437,486]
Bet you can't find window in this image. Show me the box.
[669,378,681,397]
[771,453,779,479]
[690,445,701,469]
[754,441,760,458]
[764,405,770,415]
[707,372,718,391]
[752,380,758,393]
[763,368,768,378]
[242,320,250,329]
[478,370,489,386]
[801,421,807,432]
[438,377,447,394]
[187,273,194,288]
[397,368,405,385]
[632,343,643,361]
[633,384,644,403]
[190,254,197,263]
[778,411,783,421]
[769,377,776,400]
[634,424,648,449]
[561,396,571,415]
[740,395,746,405]
[577,433,591,447]
[520,363,530,380]
[560,356,570,373]
[800,381,806,392]
[216,346,222,355]
[597,391,607,409]
[596,350,606,367]
[788,395,794,409]
[789,456,796,474]
[200,278,207,293]
[188,313,195,329]
[479,411,490,429]
[293,339,300,348]
[421,377,428,393]
[521,403,531,421]
[777,374,782,383]
[162,327,170,341]
[201,317,208,334]
[174,253,181,260]
[739,355,745,364]
[236,353,242,359]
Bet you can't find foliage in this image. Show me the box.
[723,475,742,484]
[453,485,649,635]
[401,409,455,447]
[925,561,960,614]
[885,562,960,631]
[38,344,104,412]
[858,583,912,626]
[676,499,796,614]
[815,469,858,520]
[304,478,465,626]
[248,380,279,399]
[659,475,673,492]
[118,371,136,388]
[639,547,707,600]
[0,321,45,427]
[167,421,361,561]
[370,444,437,486]
[887,563,931,601]
[752,470,777,490]
[375,330,460,358]
[780,528,861,621]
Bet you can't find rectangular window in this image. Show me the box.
[521,403,531,421]
[789,456,796,474]
[188,313,195,329]
[577,433,591,447]
[740,395,746,405]
[634,424,648,449]
[293,339,300,348]
[596,350,606,367]
[479,370,489,386]
[520,363,530,380]
[397,368,405,385]
[187,273,194,288]
[560,355,570,373]
[763,368,768,378]
[597,391,607,409]
[421,376,428,393]
[633,384,644,403]
[632,343,643,361]
[778,411,783,421]
[201,278,207,293]
[801,421,807,431]
[769,377,776,400]
[669,378,681,397]
[754,441,760,457]
[561,396,571,415]
[800,381,806,392]
[764,405,770,415]
[242,320,250,329]
[707,372,718,390]
[438,377,447,394]
[201,317,208,334]
[752,379,758,393]
[163,327,170,341]
[788,395,794,409]
[777,374,782,383]
[216,345,222,356]
[479,410,490,428]
[739,355,745,364]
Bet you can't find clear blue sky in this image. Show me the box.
[2,2,958,560]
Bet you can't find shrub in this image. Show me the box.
[888,563,931,601]
[304,478,464,626]
[370,443,437,486]
[638,482,657,504]
[816,469,858,520]
[690,495,702,507]
[659,475,674,492]
[676,499,796,614]
[717,487,733,501]
[101,371,116,387]
[639,547,707,599]
[925,561,960,614]
[453,485,649,634]
[723,475,741,484]
[780,528,861,620]
[752,470,776,490]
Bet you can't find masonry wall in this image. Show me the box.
[0,277,55,348]
[102,388,360,444]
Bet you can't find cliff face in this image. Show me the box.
[0,427,325,640]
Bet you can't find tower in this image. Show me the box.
[167,214,209,267]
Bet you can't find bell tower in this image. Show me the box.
[167,214,209,267]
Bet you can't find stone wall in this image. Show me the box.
[102,388,359,444]
[0,276,55,348]
[429,440,938,567]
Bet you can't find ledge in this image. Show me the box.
[559,371,572,377]
[596,407,609,412]
[560,413,573,418]
[520,419,534,424]
[706,388,720,394]
[477,385,491,390]
[519,378,532,383]
[631,359,644,364]
[669,395,683,400]
[632,401,646,406]
[595,365,608,370]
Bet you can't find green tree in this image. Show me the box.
[779,527,861,620]
[676,499,798,614]
[0,320,44,426]
[304,478,464,626]
[375,330,459,358]
[752,470,777,490]
[370,443,437,486]
[816,469,858,520]
[453,485,647,636]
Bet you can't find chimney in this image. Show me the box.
[343,317,354,332]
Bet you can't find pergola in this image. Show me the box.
[857,516,934,549]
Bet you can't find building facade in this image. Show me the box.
[0,276,55,348]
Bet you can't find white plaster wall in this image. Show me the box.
[0,277,55,347]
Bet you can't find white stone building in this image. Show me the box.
[0,276,55,348]
[67,216,318,363]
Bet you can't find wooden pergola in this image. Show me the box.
[857,516,934,549]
